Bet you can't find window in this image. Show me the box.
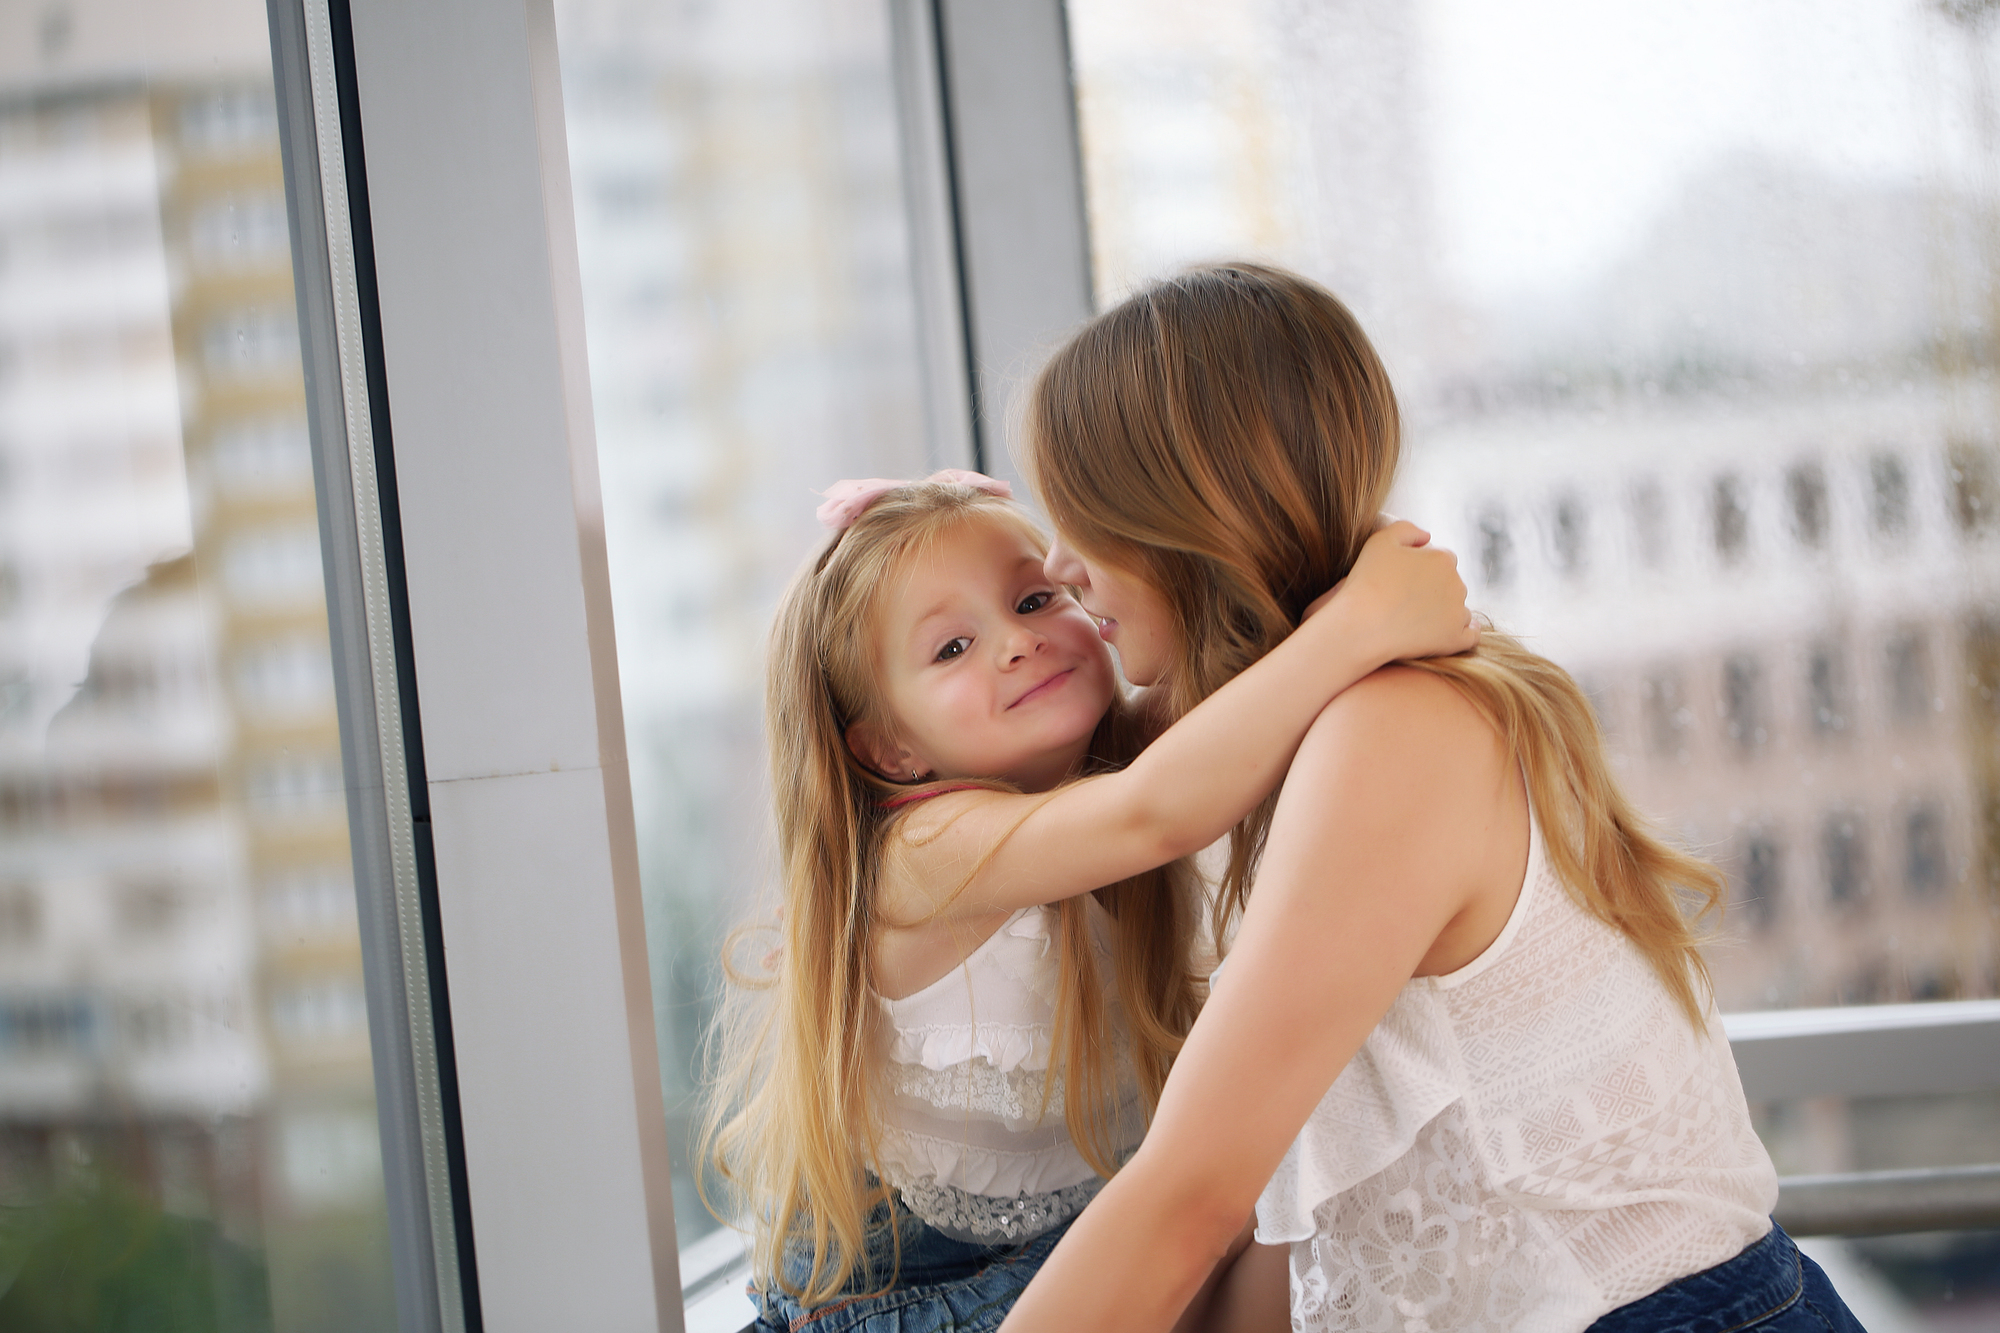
[1640,668,1691,760]
[1786,460,1828,549]
[1065,0,2000,1298]
[1722,652,1766,754]
[1475,504,1512,589]
[1712,473,1750,563]
[1870,451,1909,539]
[1549,492,1588,577]
[553,0,932,1250]
[1740,833,1781,933]
[1629,478,1668,568]
[0,28,396,1329]
[1905,803,1947,899]
[1806,641,1848,738]
[1885,630,1934,723]
[1823,812,1868,908]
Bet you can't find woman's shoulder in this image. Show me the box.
[1310,662,1499,751]
[1289,664,1517,832]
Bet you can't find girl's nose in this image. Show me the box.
[1044,537,1087,590]
[1000,622,1045,665]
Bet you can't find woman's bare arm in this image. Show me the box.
[995,668,1527,1332]
[880,526,1475,923]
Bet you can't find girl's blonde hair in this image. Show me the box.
[1026,262,1723,1027]
[703,481,1203,1304]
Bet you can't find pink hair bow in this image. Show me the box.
[815,468,1013,530]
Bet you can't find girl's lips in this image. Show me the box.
[1009,668,1074,709]
[1097,617,1119,641]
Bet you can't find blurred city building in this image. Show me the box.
[0,0,392,1324]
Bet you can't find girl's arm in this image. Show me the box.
[887,523,1476,919]
[996,667,1526,1333]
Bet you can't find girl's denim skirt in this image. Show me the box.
[748,1197,1074,1333]
[1586,1222,1865,1333]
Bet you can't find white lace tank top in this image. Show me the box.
[1257,806,1778,1333]
[874,899,1141,1245]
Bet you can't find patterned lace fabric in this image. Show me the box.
[875,900,1140,1244]
[895,1173,1104,1245]
[1261,811,1779,1332]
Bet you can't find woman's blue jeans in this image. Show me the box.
[749,1199,1073,1332]
[1587,1223,1866,1333]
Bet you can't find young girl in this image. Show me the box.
[999,264,1862,1333]
[707,471,1477,1332]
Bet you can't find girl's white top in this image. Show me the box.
[1257,805,1778,1333]
[875,899,1141,1245]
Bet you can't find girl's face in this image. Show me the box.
[1042,534,1177,688]
[853,518,1117,793]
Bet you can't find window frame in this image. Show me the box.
[274,0,2000,1327]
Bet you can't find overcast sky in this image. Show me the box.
[1420,0,1990,301]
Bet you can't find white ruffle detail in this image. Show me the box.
[878,1124,1103,1200]
[888,1055,1062,1129]
[883,1021,1055,1075]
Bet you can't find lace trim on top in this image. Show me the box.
[896,1173,1104,1245]
[889,1054,1063,1130]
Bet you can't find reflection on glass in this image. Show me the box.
[1070,0,2000,1317]
[0,3,393,1327]
[553,0,931,1246]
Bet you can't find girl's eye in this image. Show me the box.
[935,636,971,662]
[1016,591,1052,614]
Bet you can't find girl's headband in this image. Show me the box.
[815,468,1012,530]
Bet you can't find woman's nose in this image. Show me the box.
[1044,537,1086,589]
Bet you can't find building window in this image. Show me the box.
[1711,474,1750,563]
[117,881,183,937]
[1741,833,1781,932]
[1476,505,1512,589]
[1785,461,1828,549]
[1806,642,1848,737]
[1885,630,1934,723]
[1722,652,1766,753]
[1640,669,1691,759]
[1823,812,1867,906]
[1629,478,1668,569]
[0,882,40,945]
[1549,493,1587,577]
[1947,439,1994,536]
[1905,803,1947,898]
[1869,451,1909,538]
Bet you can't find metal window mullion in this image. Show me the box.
[268,0,467,1328]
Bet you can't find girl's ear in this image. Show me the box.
[844,719,917,781]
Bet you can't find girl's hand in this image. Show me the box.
[1317,520,1477,662]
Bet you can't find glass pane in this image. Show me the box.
[551,0,930,1256]
[1068,0,1999,1015]
[1068,0,2000,1315]
[0,4,396,1329]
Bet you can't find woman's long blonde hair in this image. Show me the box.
[1026,263,1723,1027]
[702,481,1203,1304]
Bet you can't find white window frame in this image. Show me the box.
[272,1,2000,1329]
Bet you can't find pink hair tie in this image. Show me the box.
[814,468,1013,530]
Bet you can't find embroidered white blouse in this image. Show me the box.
[1256,807,1779,1333]
[875,899,1141,1244]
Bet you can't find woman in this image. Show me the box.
[998,264,1860,1332]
